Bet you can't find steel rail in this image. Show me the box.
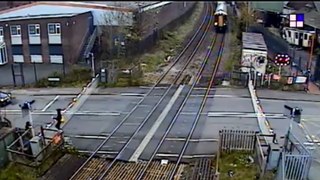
[136,28,224,180]
[138,34,225,179]
[168,34,225,179]
[96,3,214,180]
[70,3,212,179]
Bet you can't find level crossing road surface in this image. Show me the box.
[0,87,151,132]
[60,87,259,160]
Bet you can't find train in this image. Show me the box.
[213,1,228,33]
[281,27,318,49]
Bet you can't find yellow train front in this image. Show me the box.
[214,1,228,33]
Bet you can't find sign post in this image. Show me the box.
[275,54,291,81]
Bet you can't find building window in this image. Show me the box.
[48,23,61,35]
[49,45,63,55]
[29,45,42,55]
[10,25,21,36]
[0,27,3,36]
[28,24,40,35]
[11,45,23,55]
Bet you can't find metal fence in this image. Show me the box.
[216,129,269,179]
[219,129,257,152]
[6,128,64,168]
[276,132,312,180]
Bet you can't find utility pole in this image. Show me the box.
[33,62,38,82]
[246,1,250,32]
[88,52,95,78]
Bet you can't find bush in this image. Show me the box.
[35,67,91,88]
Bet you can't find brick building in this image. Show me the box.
[0,1,195,65]
[0,1,34,11]
[0,11,93,65]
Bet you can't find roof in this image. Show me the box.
[0,4,92,22]
[0,1,173,25]
[285,2,312,10]
[295,9,320,29]
[242,32,267,51]
[82,1,160,9]
[0,3,133,26]
[250,2,284,13]
[314,1,320,12]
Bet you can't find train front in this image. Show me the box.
[214,1,227,33]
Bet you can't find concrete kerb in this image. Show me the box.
[248,80,274,143]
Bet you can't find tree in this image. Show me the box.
[238,2,256,33]
[100,3,145,61]
[99,2,147,83]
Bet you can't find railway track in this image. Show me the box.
[69,2,214,180]
[135,32,225,179]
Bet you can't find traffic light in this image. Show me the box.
[275,54,290,66]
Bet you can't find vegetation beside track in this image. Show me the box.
[34,66,92,88]
[99,2,204,87]
[217,151,276,180]
[141,2,204,85]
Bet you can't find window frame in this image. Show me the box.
[48,23,61,35]
[28,24,41,36]
[10,25,21,36]
[0,26,3,36]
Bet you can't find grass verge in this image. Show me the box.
[98,2,204,87]
[224,15,241,73]
[141,2,204,84]
[218,151,258,180]
[0,150,64,180]
[35,66,91,88]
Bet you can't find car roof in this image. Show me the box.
[0,91,9,98]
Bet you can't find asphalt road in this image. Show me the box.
[2,94,74,129]
[41,86,258,163]
[6,86,320,179]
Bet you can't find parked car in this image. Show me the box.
[0,91,12,107]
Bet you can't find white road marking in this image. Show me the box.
[42,95,60,112]
[2,111,122,116]
[165,138,218,142]
[129,85,185,162]
[207,112,284,118]
[156,153,215,158]
[78,150,118,154]
[120,93,145,97]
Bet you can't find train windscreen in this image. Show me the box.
[218,15,223,26]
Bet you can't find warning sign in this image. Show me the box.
[287,77,293,84]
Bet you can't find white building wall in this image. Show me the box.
[29,36,41,44]
[30,55,43,63]
[13,55,24,63]
[11,36,22,45]
[50,55,63,64]
[48,34,61,44]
